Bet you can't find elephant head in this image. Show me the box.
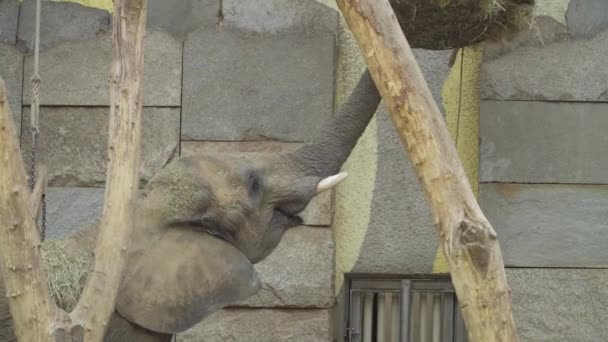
[112,70,381,335]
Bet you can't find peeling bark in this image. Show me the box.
[334,0,520,341]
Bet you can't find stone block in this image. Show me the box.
[147,0,219,38]
[236,227,333,308]
[507,268,608,342]
[480,183,608,267]
[566,0,608,38]
[177,309,331,342]
[181,141,333,226]
[23,30,182,106]
[17,0,110,52]
[481,30,608,101]
[20,106,179,187]
[223,0,338,35]
[483,15,571,61]
[44,187,104,240]
[0,43,22,135]
[0,0,19,44]
[480,101,608,183]
[182,27,335,141]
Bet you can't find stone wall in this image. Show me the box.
[1,0,338,340]
[480,0,608,340]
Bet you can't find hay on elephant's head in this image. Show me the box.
[392,0,536,49]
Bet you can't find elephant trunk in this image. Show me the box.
[287,69,381,178]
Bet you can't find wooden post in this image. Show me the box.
[70,0,147,340]
[0,79,55,342]
[334,1,519,341]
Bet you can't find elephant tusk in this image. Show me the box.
[315,172,348,194]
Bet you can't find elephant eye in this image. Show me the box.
[247,172,262,198]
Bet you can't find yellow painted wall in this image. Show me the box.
[52,0,112,12]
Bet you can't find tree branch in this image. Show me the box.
[0,78,56,341]
[71,0,148,340]
[334,0,520,341]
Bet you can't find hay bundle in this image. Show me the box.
[41,225,97,312]
[391,0,536,49]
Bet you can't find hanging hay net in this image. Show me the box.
[391,0,536,50]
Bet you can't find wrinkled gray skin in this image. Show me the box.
[0,70,381,341]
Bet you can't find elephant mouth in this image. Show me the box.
[270,207,303,230]
[170,217,238,246]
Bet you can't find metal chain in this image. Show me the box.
[29,0,47,241]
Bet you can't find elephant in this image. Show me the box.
[0,70,382,341]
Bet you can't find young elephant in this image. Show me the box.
[0,70,381,341]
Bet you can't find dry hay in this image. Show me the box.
[41,225,96,312]
[391,0,536,49]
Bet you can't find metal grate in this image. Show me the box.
[346,278,468,342]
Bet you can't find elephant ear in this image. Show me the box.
[115,227,261,334]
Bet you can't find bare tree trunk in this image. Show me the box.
[71,0,148,340]
[0,79,55,342]
[334,1,520,341]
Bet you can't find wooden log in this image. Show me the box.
[334,0,520,341]
[70,0,148,340]
[0,78,55,341]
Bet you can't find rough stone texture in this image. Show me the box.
[181,141,332,226]
[44,187,104,240]
[181,140,302,158]
[481,30,608,101]
[177,309,331,342]
[411,49,452,115]
[483,15,571,60]
[352,106,438,274]
[507,268,608,342]
[23,30,182,106]
[147,0,218,38]
[480,101,608,183]
[0,0,19,44]
[237,227,333,308]
[182,28,335,141]
[0,43,22,135]
[20,106,179,187]
[480,183,608,267]
[223,0,338,35]
[17,0,110,52]
[566,0,608,38]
